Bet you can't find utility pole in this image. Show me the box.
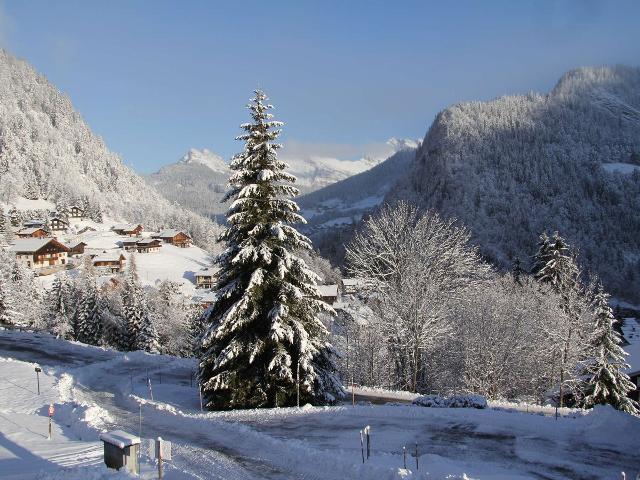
[296,360,300,408]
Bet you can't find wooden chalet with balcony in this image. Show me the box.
[69,205,84,218]
[136,238,162,253]
[195,268,216,289]
[16,227,49,239]
[317,284,339,305]
[121,238,139,251]
[65,240,87,257]
[92,252,127,273]
[112,224,143,237]
[49,216,69,233]
[153,229,192,248]
[9,238,70,270]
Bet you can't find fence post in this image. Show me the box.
[403,445,406,469]
[365,426,370,459]
[148,378,154,401]
[199,383,203,412]
[359,430,364,463]
[415,442,418,470]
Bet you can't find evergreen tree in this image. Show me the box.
[198,90,342,410]
[46,274,72,338]
[122,256,159,353]
[76,274,102,345]
[512,257,524,285]
[0,273,17,327]
[583,286,639,415]
[0,206,6,242]
[533,231,579,292]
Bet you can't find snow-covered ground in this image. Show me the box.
[0,330,639,479]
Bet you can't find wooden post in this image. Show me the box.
[359,430,364,463]
[199,383,203,412]
[415,442,418,470]
[365,425,370,459]
[296,361,300,408]
[48,404,54,440]
[403,446,406,469]
[157,437,164,479]
[351,378,355,407]
[148,378,154,401]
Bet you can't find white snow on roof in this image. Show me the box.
[137,238,161,245]
[99,430,140,448]
[624,342,640,375]
[156,229,188,238]
[9,238,62,253]
[341,278,364,287]
[93,253,124,263]
[112,223,141,231]
[621,318,640,345]
[317,284,339,297]
[17,227,45,235]
[196,268,217,277]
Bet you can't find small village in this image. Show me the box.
[3,203,348,311]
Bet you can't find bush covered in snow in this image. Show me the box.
[413,394,487,409]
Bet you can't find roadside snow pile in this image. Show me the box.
[413,394,487,409]
[576,404,640,447]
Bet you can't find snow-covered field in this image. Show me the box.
[0,330,639,479]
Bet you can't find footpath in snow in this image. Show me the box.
[0,330,639,480]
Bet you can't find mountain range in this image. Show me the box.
[144,139,419,220]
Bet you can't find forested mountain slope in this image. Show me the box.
[0,49,219,247]
[145,148,230,221]
[390,66,640,301]
[298,147,418,260]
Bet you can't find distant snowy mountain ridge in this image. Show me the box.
[146,138,419,219]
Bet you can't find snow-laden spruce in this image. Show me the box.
[198,90,342,409]
[121,255,159,353]
[75,258,103,346]
[583,286,639,415]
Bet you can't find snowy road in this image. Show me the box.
[1,330,639,479]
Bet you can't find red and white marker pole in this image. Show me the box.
[48,404,54,440]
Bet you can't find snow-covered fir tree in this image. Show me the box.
[121,255,159,353]
[533,232,578,291]
[198,90,342,409]
[0,272,17,327]
[0,206,6,243]
[583,286,639,415]
[75,258,102,345]
[46,274,73,338]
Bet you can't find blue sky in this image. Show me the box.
[1,0,639,173]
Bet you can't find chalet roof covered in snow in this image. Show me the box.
[196,268,217,277]
[93,252,126,263]
[624,342,640,376]
[17,227,46,235]
[112,223,142,232]
[317,284,339,297]
[9,238,70,253]
[136,238,161,245]
[23,219,45,227]
[156,229,190,238]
